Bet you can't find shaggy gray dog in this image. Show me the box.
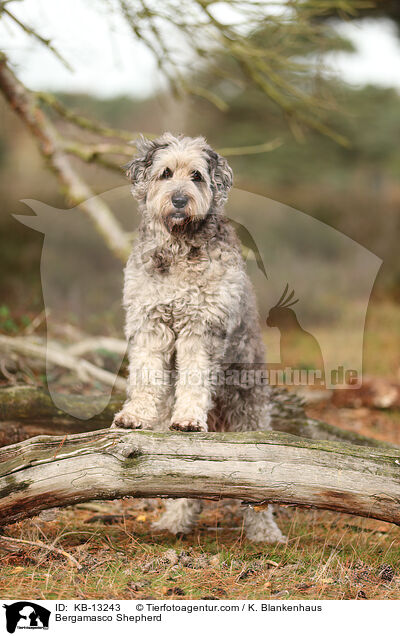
[112,132,285,543]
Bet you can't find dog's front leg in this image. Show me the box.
[112,323,174,430]
[170,333,212,432]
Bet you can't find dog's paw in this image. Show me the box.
[111,410,153,430]
[246,530,287,544]
[244,523,287,544]
[170,419,208,432]
[151,518,193,535]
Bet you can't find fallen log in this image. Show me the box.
[0,386,397,450]
[1,428,400,527]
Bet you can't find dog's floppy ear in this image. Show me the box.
[206,148,233,206]
[124,134,170,187]
[124,135,156,185]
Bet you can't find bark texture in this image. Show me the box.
[1,428,400,527]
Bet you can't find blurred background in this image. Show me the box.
[0,0,399,391]
[2,2,400,602]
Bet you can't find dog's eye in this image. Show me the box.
[160,168,172,179]
[192,171,203,182]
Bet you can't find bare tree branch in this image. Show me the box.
[0,55,131,262]
[37,92,142,141]
[1,5,73,71]
[218,138,282,156]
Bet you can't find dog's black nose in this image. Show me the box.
[172,193,188,209]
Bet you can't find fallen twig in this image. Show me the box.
[67,337,127,357]
[0,535,82,569]
[0,335,126,390]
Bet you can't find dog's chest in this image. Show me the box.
[127,254,229,325]
[126,240,243,331]
[152,258,223,309]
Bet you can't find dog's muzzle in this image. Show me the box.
[165,192,190,229]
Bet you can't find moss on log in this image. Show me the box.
[1,428,400,527]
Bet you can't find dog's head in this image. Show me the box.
[125,133,233,233]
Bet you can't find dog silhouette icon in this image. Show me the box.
[3,602,50,634]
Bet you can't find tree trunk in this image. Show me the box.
[0,386,396,450]
[1,428,400,527]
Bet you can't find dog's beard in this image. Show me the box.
[164,210,207,235]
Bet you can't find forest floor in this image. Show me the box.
[0,495,399,600]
